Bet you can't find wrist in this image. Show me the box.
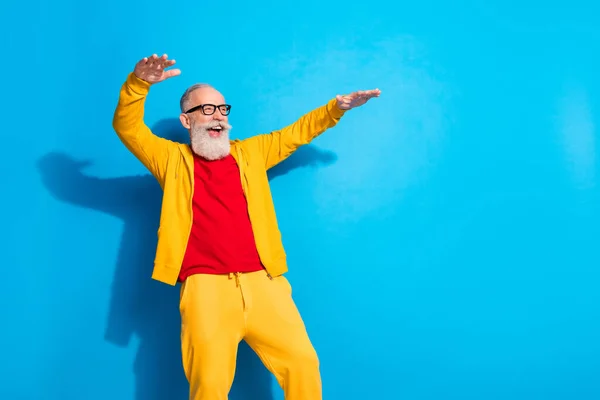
[328,98,346,119]
[127,72,151,94]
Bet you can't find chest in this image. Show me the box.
[192,155,245,198]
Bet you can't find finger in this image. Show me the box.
[154,54,167,69]
[336,95,350,109]
[135,57,149,68]
[147,54,159,67]
[158,54,173,70]
[159,53,168,66]
[359,90,377,99]
[336,94,351,105]
[162,59,176,69]
[163,68,181,79]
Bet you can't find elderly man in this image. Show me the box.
[112,53,380,400]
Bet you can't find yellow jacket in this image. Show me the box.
[112,73,347,285]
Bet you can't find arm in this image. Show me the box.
[112,54,181,184]
[245,98,346,169]
[244,89,381,170]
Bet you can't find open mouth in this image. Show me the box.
[208,126,223,138]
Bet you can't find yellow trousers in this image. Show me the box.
[179,270,321,400]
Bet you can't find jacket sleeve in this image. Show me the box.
[242,98,347,169]
[112,72,176,185]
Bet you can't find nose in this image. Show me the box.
[212,111,225,121]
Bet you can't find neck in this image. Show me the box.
[190,144,230,161]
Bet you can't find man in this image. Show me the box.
[112,53,380,400]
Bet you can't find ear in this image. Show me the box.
[179,113,191,130]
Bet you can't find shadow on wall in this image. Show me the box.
[36,118,337,400]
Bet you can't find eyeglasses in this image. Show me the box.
[185,104,231,116]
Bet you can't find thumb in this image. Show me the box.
[164,68,181,79]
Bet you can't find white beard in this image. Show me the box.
[190,120,232,160]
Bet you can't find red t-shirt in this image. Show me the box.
[178,153,264,281]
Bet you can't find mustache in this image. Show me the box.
[202,120,232,130]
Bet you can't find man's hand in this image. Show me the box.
[133,53,181,84]
[336,89,381,110]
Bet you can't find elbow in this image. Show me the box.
[112,109,122,135]
[112,110,131,140]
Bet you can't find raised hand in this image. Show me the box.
[133,53,181,84]
[335,88,381,110]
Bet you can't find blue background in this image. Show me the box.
[2,0,599,399]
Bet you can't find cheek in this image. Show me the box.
[192,115,211,125]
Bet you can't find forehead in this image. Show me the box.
[189,86,225,105]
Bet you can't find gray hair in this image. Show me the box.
[180,83,214,113]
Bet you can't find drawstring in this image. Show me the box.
[228,271,250,314]
[229,272,241,287]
